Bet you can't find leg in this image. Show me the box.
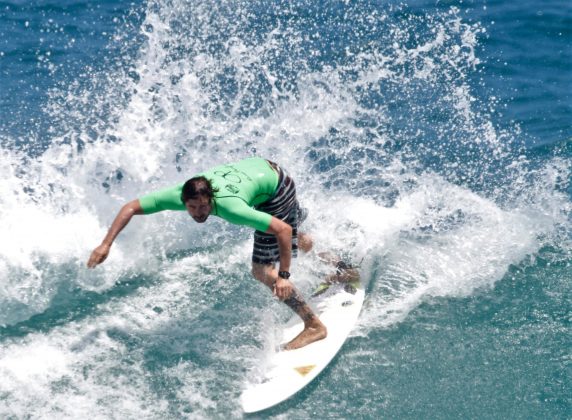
[252,263,327,350]
[252,172,324,349]
[298,232,313,253]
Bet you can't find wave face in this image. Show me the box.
[1,0,570,418]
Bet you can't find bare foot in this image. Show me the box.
[317,253,361,284]
[325,266,360,283]
[283,320,327,350]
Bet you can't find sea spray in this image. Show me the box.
[0,0,570,417]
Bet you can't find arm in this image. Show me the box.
[87,199,144,268]
[266,216,293,299]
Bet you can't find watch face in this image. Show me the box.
[279,271,290,279]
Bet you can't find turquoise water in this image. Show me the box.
[0,0,570,418]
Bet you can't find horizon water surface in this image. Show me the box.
[0,0,570,418]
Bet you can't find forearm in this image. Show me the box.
[88,199,144,268]
[266,216,292,273]
[276,226,292,273]
[101,199,143,246]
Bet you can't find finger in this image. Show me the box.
[87,254,95,268]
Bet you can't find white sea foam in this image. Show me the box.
[0,0,569,417]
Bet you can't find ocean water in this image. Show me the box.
[0,0,570,418]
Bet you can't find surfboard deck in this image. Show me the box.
[241,280,365,413]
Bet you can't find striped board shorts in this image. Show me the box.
[252,161,303,265]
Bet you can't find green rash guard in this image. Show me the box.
[138,157,279,232]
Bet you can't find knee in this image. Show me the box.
[298,232,313,253]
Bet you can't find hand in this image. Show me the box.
[87,243,111,268]
[273,277,294,300]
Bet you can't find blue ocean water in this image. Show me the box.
[0,0,570,418]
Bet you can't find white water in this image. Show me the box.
[1,1,570,418]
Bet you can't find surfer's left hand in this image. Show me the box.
[274,277,293,300]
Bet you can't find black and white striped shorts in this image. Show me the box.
[252,162,303,265]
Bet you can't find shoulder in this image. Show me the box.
[139,183,185,213]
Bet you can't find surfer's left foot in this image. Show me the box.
[283,318,327,350]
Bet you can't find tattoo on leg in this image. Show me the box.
[283,293,303,311]
[284,291,314,322]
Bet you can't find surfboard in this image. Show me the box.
[241,280,365,413]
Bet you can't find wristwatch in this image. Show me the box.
[278,271,291,279]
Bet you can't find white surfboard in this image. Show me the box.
[241,280,365,413]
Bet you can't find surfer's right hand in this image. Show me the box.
[87,243,111,268]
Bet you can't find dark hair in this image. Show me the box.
[181,176,218,202]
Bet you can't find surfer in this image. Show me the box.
[87,157,327,350]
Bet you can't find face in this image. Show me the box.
[184,196,212,223]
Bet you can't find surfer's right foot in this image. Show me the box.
[283,319,327,351]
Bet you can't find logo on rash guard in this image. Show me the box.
[225,184,240,194]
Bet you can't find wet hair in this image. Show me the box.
[180,176,218,203]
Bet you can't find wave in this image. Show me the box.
[0,1,570,416]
